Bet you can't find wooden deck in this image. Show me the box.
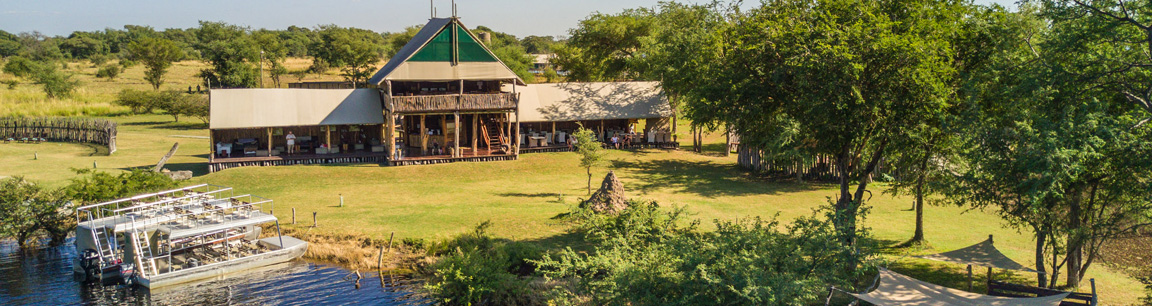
[208,152,390,172]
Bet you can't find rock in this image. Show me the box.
[582,171,627,214]
[165,170,193,181]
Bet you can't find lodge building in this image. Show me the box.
[207,17,675,172]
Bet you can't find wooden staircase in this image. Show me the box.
[479,117,507,152]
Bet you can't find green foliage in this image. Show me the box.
[116,88,163,114]
[520,35,560,54]
[128,37,184,90]
[535,201,870,305]
[2,80,17,90]
[310,25,386,86]
[95,64,120,80]
[119,59,137,69]
[0,176,46,247]
[62,168,176,207]
[59,32,107,59]
[254,30,290,88]
[553,9,655,81]
[87,53,109,66]
[424,221,546,306]
[161,92,208,123]
[571,125,603,194]
[32,64,80,99]
[115,89,206,122]
[195,21,259,88]
[2,56,39,78]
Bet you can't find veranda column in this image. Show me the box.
[454,112,460,158]
[326,125,332,152]
[267,128,272,156]
[471,114,478,155]
[440,115,447,155]
[551,122,556,146]
[420,115,428,155]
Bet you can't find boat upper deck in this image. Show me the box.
[76,184,275,236]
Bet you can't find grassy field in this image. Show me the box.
[0,62,1146,303]
[0,58,353,117]
[0,114,1143,304]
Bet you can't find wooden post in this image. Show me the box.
[440,115,448,155]
[967,264,973,291]
[725,126,731,157]
[472,114,478,155]
[377,246,384,271]
[267,128,273,156]
[420,115,427,155]
[326,125,332,152]
[551,121,556,146]
[291,207,296,224]
[312,212,317,227]
[599,120,605,142]
[454,112,460,157]
[505,113,512,147]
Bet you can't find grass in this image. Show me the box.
[0,113,1145,303]
[0,58,360,118]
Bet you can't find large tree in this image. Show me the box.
[127,37,183,90]
[195,21,259,88]
[310,25,386,87]
[951,1,1152,289]
[697,0,959,248]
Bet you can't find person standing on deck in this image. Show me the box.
[286,131,296,155]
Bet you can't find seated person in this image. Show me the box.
[431,140,441,155]
[611,135,620,149]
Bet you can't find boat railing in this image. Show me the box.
[124,194,274,233]
[75,184,233,227]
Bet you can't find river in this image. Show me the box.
[0,238,427,305]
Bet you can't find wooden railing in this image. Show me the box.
[392,93,517,113]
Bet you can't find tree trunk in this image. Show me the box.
[909,145,932,244]
[1034,227,1048,288]
[587,167,592,195]
[1066,187,1084,289]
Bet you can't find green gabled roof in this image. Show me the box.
[409,23,498,62]
[370,17,523,85]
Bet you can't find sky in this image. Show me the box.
[0,0,1017,38]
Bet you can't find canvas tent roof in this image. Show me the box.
[845,268,1069,306]
[514,81,672,122]
[369,17,525,85]
[209,89,385,129]
[919,237,1036,272]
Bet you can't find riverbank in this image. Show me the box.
[0,114,1147,304]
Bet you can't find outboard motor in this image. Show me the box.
[79,249,102,281]
[120,263,137,286]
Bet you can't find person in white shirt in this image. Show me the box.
[286,131,296,154]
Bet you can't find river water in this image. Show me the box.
[0,238,427,305]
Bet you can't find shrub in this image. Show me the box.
[116,89,162,114]
[3,80,17,90]
[2,56,39,78]
[33,65,80,99]
[88,54,109,66]
[95,64,120,80]
[423,222,547,306]
[161,92,208,123]
[63,168,176,207]
[533,202,873,305]
[119,59,137,69]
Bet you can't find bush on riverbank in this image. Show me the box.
[420,201,875,305]
[423,221,548,306]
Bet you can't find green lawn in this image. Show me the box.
[0,114,1144,304]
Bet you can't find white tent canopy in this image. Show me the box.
[844,268,1069,306]
[919,236,1037,272]
[209,88,385,129]
[513,81,672,122]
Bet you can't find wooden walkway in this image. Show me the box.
[208,152,390,172]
